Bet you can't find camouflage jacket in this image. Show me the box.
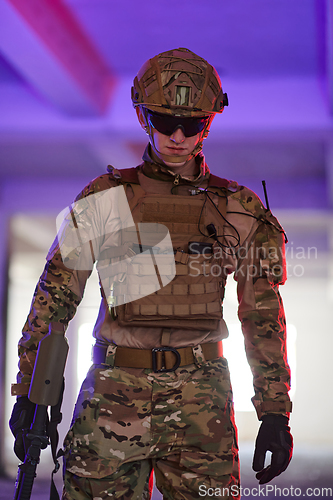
[13,153,292,420]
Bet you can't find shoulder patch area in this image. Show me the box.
[230,184,287,284]
[257,212,287,285]
[230,185,266,218]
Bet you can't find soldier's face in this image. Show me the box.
[152,128,201,167]
[136,107,204,168]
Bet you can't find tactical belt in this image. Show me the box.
[92,341,223,373]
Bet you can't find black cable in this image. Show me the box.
[171,184,288,252]
[196,188,241,256]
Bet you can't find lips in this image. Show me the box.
[167,147,186,153]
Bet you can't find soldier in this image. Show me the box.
[10,48,293,499]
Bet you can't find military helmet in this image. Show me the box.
[131,47,228,117]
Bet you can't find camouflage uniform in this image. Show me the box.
[61,354,238,499]
[12,149,291,499]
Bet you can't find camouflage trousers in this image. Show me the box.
[61,347,240,499]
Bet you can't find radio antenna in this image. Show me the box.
[262,180,270,211]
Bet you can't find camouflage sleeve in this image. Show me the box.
[12,174,117,397]
[12,257,86,396]
[234,201,292,420]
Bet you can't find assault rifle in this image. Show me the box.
[14,322,69,500]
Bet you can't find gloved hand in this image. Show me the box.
[253,414,293,484]
[9,396,36,461]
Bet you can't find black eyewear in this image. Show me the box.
[147,110,210,137]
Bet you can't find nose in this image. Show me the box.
[170,126,185,144]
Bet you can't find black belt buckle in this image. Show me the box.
[152,347,181,373]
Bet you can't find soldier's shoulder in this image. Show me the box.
[230,182,286,237]
[108,165,140,183]
[208,174,266,215]
[74,165,140,202]
[228,182,267,218]
[208,174,244,195]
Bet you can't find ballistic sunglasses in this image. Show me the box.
[146,110,210,137]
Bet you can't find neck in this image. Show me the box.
[151,149,199,178]
[142,144,209,185]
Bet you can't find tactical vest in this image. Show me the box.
[98,168,230,331]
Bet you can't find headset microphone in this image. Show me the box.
[206,224,217,239]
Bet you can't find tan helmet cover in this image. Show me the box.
[131,47,227,117]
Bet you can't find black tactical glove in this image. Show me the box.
[9,396,36,461]
[253,414,293,484]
